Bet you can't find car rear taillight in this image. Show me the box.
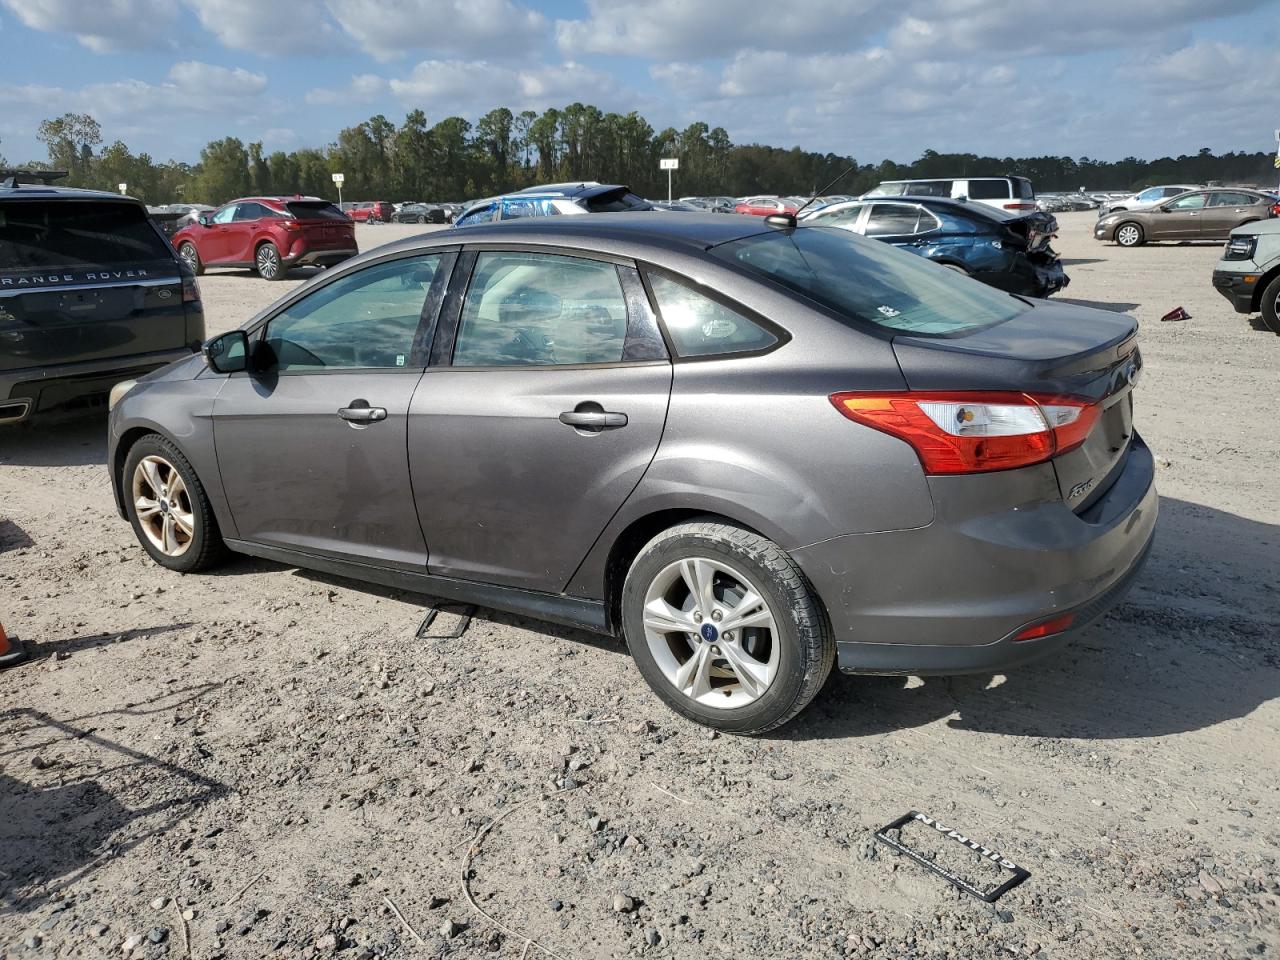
[182,276,201,303]
[283,219,301,231]
[1003,202,1037,210]
[829,391,1102,475]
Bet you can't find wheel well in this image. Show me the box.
[112,427,159,512]
[1252,263,1280,312]
[601,509,763,634]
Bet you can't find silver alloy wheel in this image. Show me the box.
[256,244,280,279]
[179,243,198,272]
[131,455,195,557]
[641,556,779,709]
[1116,224,1141,246]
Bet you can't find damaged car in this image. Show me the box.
[803,197,1068,298]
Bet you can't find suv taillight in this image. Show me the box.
[1223,236,1257,261]
[1003,202,1037,210]
[830,391,1101,475]
[182,276,201,303]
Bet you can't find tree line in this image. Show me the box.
[15,110,1280,207]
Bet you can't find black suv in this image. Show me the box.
[0,172,204,424]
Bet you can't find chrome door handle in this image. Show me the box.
[559,410,628,429]
[338,400,387,423]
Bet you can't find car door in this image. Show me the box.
[201,203,240,263]
[1154,192,1208,240]
[1200,192,1263,239]
[407,248,672,593]
[228,201,267,263]
[211,251,454,568]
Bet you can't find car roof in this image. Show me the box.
[814,195,1013,219]
[380,212,774,259]
[511,182,628,199]
[0,183,145,203]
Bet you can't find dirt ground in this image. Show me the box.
[2,214,1278,960]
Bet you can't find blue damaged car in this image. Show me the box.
[803,196,1068,298]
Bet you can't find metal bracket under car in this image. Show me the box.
[874,810,1030,903]
[414,603,476,640]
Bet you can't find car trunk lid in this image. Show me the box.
[999,210,1058,253]
[286,200,356,250]
[891,301,1140,510]
[0,199,189,372]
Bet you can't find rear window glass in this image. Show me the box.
[712,225,1028,337]
[0,200,173,269]
[584,189,651,212]
[286,201,348,221]
[966,180,1012,200]
[1016,179,1035,200]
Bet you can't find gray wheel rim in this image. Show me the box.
[131,455,194,557]
[642,556,779,709]
[179,244,198,271]
[257,246,280,279]
[1117,224,1140,246]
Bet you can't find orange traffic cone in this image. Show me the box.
[0,620,28,668]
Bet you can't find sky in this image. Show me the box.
[1,0,1278,168]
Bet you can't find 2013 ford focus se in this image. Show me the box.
[107,214,1156,734]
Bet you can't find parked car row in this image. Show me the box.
[1094,188,1278,247]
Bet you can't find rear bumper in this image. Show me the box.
[0,347,198,424]
[791,434,1158,675]
[285,247,357,268]
[1211,269,1258,314]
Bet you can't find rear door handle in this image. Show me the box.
[338,399,387,424]
[559,410,628,429]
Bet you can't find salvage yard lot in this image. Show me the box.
[1,213,1278,959]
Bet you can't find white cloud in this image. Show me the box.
[182,0,344,54]
[0,0,179,51]
[306,74,389,106]
[386,59,618,112]
[326,0,547,61]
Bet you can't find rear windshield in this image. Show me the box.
[286,201,348,221]
[0,200,173,269]
[583,188,652,212]
[711,225,1029,336]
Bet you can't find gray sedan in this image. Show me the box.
[107,214,1156,733]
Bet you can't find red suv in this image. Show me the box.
[345,201,395,223]
[172,197,357,281]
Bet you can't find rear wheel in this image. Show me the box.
[256,242,285,281]
[124,435,227,572]
[1115,222,1144,247]
[178,241,203,276]
[1260,275,1280,335]
[622,520,834,735]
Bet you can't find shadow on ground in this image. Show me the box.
[784,496,1279,742]
[1056,297,1141,313]
[0,412,107,467]
[0,684,227,914]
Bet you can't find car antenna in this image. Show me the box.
[765,164,858,229]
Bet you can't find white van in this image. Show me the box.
[864,177,1036,212]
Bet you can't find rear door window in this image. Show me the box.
[234,203,267,222]
[865,204,922,236]
[286,201,346,221]
[454,252,629,366]
[1209,192,1257,207]
[0,200,175,269]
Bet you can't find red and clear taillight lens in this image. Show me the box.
[829,391,1101,474]
[181,276,201,303]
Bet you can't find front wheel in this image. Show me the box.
[621,520,834,735]
[1114,222,1144,247]
[123,435,228,572]
[178,242,204,276]
[1259,275,1280,335]
[255,242,285,281]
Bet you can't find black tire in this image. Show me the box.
[178,241,204,276]
[255,242,285,281]
[1260,275,1280,335]
[1114,222,1144,247]
[621,520,834,735]
[123,434,228,573]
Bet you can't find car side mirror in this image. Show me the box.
[203,331,249,373]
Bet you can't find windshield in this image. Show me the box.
[0,200,173,269]
[286,201,348,221]
[711,225,1030,336]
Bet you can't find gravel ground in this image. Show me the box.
[1,214,1278,960]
